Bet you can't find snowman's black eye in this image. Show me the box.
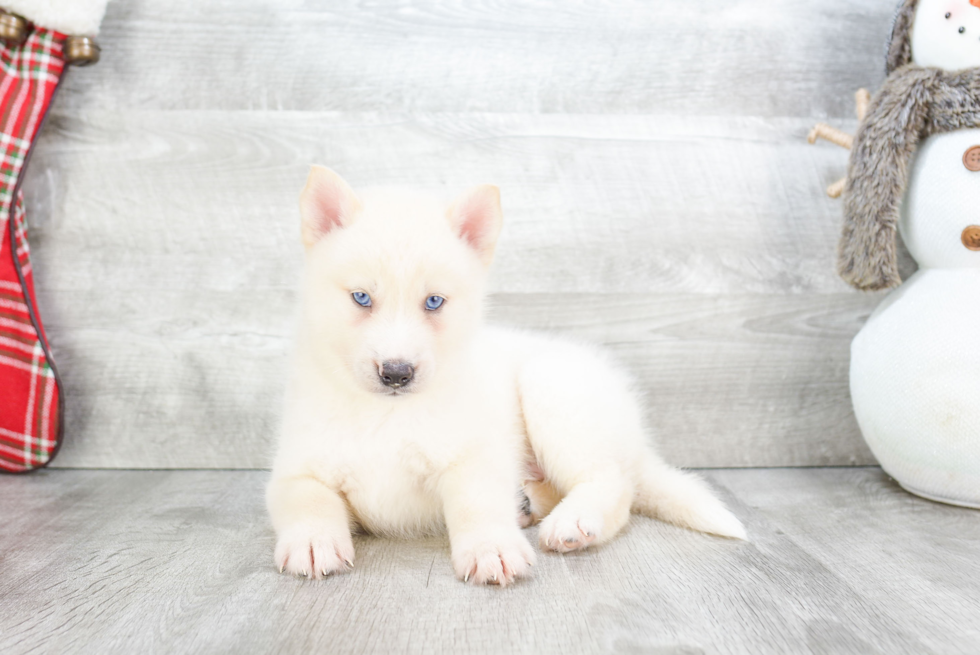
[946,12,951,19]
[960,26,966,33]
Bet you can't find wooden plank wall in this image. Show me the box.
[22,0,907,469]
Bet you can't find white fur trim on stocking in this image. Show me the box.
[3,0,111,36]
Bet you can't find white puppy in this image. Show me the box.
[267,167,746,586]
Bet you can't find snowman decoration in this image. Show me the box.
[812,0,980,507]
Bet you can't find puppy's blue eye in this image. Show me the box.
[425,295,445,311]
[352,292,372,307]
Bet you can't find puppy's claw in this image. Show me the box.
[279,564,285,574]
[344,559,354,569]
[464,571,470,583]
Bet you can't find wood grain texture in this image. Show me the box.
[55,0,892,118]
[35,291,877,469]
[25,111,866,295]
[18,1,903,468]
[22,111,879,468]
[712,467,980,655]
[2,468,978,654]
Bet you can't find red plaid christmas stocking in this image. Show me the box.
[0,29,66,472]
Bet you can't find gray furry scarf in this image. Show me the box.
[840,64,980,290]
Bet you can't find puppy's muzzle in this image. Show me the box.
[379,361,415,389]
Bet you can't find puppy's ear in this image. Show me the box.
[299,166,362,247]
[447,185,503,266]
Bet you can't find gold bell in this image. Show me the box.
[0,11,29,46]
[64,35,100,66]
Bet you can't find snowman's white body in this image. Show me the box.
[850,124,980,507]
[848,0,980,507]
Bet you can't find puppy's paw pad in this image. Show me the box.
[274,524,355,579]
[539,511,602,553]
[452,529,536,587]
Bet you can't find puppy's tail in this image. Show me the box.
[632,454,747,540]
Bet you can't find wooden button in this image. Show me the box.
[0,11,28,46]
[962,225,980,251]
[63,36,100,66]
[964,146,980,171]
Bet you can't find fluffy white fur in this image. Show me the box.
[267,167,746,586]
[4,0,110,35]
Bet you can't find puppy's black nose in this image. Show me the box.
[380,361,415,388]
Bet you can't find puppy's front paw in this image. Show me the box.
[274,523,355,579]
[451,527,536,587]
[539,506,602,553]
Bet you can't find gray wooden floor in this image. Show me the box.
[1,467,977,655]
